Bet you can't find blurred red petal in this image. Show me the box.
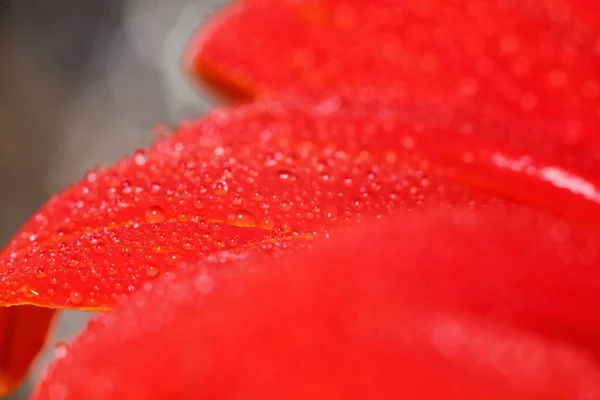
[189,0,600,153]
[32,209,600,399]
[0,307,57,394]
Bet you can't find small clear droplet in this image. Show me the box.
[145,265,160,277]
[212,180,229,196]
[69,291,83,305]
[164,253,182,266]
[324,205,338,221]
[279,201,293,212]
[261,216,276,230]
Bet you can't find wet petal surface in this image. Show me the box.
[32,209,600,399]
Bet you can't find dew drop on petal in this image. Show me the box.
[54,341,70,360]
[226,210,258,228]
[145,205,165,224]
[260,216,276,230]
[69,291,82,305]
[195,274,214,295]
[279,201,293,212]
[324,205,338,221]
[212,180,229,195]
[132,149,147,166]
[277,169,295,181]
[351,199,365,212]
[145,265,160,278]
[164,253,182,266]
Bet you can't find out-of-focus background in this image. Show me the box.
[1,1,226,398]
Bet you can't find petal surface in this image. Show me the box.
[32,209,600,399]
[189,0,600,158]
[0,97,600,394]
[3,97,600,393]
[0,99,498,311]
[0,307,56,395]
[0,98,493,392]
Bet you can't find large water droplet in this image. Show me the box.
[226,210,258,228]
[145,205,165,224]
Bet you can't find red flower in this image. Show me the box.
[2,0,600,398]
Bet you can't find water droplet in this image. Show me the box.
[54,341,70,360]
[145,205,165,224]
[69,291,82,305]
[252,190,264,202]
[182,242,196,251]
[261,216,276,230]
[212,180,229,195]
[150,182,162,194]
[132,149,147,166]
[92,240,107,254]
[195,274,214,294]
[279,201,293,212]
[324,205,338,221]
[231,195,243,206]
[277,170,295,181]
[351,199,365,212]
[145,265,160,277]
[226,210,258,228]
[193,200,205,210]
[164,253,182,266]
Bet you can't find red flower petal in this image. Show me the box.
[188,0,600,152]
[4,96,600,393]
[5,97,600,310]
[32,209,600,399]
[0,98,497,392]
[0,99,489,311]
[0,307,57,394]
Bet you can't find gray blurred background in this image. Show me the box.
[1,1,226,398]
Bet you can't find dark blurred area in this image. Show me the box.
[1,1,224,398]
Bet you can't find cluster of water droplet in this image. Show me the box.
[0,102,495,309]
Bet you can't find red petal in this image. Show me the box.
[3,97,600,392]
[0,99,497,311]
[0,307,57,394]
[32,210,600,399]
[0,99,493,392]
[189,0,600,151]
